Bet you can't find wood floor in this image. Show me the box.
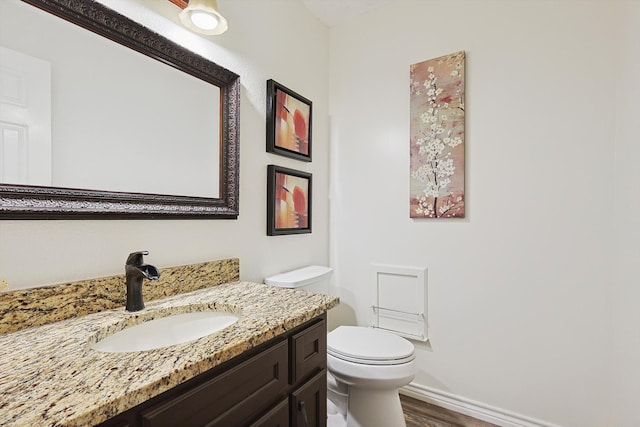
[401,395,499,427]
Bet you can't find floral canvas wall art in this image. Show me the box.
[410,51,465,218]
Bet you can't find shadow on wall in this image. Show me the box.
[327,285,357,331]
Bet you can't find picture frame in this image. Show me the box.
[410,51,465,218]
[266,79,312,162]
[267,165,312,235]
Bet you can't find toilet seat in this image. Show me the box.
[328,326,415,365]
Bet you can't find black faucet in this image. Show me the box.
[125,251,160,312]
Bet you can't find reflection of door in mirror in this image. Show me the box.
[0,46,52,186]
[0,0,221,198]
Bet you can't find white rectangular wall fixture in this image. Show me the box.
[371,264,428,342]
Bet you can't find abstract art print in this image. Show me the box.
[266,79,312,162]
[410,51,465,218]
[267,165,312,235]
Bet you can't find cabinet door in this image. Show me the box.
[96,420,131,427]
[290,370,327,427]
[141,340,288,427]
[291,319,326,384]
[96,410,136,427]
[251,398,289,427]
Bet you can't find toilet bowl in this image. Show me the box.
[264,266,417,427]
[327,326,416,427]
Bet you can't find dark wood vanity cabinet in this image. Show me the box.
[98,314,327,427]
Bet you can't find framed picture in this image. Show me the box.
[266,79,312,162]
[410,51,465,218]
[267,165,312,235]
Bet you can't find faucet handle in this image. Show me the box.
[126,251,149,266]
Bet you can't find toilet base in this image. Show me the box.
[327,385,406,427]
[327,354,414,427]
[343,387,406,427]
[327,410,346,427]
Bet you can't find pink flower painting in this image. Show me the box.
[410,51,465,218]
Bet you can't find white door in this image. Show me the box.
[0,46,51,185]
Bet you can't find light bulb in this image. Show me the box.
[190,11,219,31]
[179,0,228,35]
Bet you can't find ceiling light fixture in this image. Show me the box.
[179,0,228,35]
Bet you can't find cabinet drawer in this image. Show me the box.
[290,370,327,427]
[250,398,289,427]
[290,319,326,384]
[141,340,288,427]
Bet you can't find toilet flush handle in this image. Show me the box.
[298,401,309,427]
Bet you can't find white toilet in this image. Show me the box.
[265,266,417,427]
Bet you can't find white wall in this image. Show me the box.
[611,2,640,427]
[329,1,636,426]
[0,0,331,289]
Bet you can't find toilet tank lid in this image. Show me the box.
[264,265,333,288]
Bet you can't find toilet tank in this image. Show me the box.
[264,266,333,294]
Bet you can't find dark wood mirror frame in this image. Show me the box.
[0,0,239,219]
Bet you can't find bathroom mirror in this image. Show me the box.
[0,0,239,219]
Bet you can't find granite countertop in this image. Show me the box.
[0,281,339,427]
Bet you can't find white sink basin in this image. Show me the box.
[90,311,239,353]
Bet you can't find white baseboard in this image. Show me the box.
[400,383,563,427]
